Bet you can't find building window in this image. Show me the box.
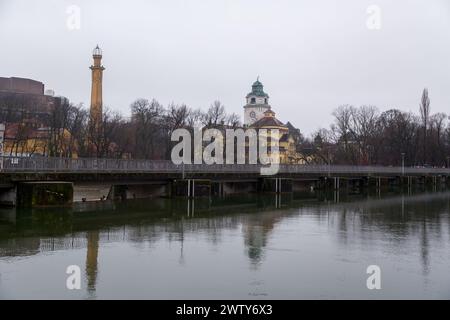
[265,98,267,104]
[251,97,256,104]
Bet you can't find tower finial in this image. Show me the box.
[93,45,102,57]
[257,75,260,81]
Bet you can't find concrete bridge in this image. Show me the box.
[0,156,449,207]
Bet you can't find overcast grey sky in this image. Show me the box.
[1,0,449,135]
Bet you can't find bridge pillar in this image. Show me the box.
[333,177,340,190]
[373,177,391,190]
[172,179,211,198]
[399,176,409,187]
[220,182,224,196]
[444,176,450,187]
[211,182,224,197]
[260,178,292,193]
[333,190,340,203]
[16,182,73,208]
[0,185,17,207]
[399,176,413,193]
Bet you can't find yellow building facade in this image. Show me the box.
[243,80,305,164]
[2,122,77,158]
[249,109,305,164]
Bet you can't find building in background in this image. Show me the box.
[243,78,270,126]
[243,79,306,164]
[0,77,75,157]
[0,77,63,123]
[89,45,105,131]
[249,109,305,164]
[0,77,44,95]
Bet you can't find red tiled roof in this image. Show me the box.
[250,116,287,128]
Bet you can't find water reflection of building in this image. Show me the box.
[242,210,283,268]
[420,220,430,276]
[243,224,267,266]
[86,231,99,294]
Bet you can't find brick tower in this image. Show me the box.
[89,45,105,130]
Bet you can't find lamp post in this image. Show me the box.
[401,153,405,176]
[182,162,185,180]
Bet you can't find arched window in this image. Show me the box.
[264,98,267,104]
[251,97,256,104]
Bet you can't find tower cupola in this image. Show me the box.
[243,77,271,125]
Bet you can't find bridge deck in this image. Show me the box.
[0,157,449,177]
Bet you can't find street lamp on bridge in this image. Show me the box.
[401,153,405,176]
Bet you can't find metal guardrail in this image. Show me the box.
[0,156,450,175]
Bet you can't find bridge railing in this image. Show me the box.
[0,156,450,175]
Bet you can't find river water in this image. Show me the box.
[0,190,449,299]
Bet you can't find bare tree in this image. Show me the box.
[87,107,123,158]
[131,98,164,159]
[331,105,358,164]
[377,109,418,166]
[67,104,89,157]
[186,108,203,128]
[226,112,241,128]
[202,101,227,126]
